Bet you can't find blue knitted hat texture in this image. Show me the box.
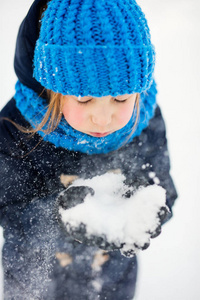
[33,0,156,97]
[14,79,157,155]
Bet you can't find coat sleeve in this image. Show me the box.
[123,105,178,225]
[0,144,86,298]
[0,136,78,244]
[142,105,178,212]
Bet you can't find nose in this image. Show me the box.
[91,107,112,127]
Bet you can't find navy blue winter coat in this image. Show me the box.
[0,0,178,299]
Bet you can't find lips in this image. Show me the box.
[89,132,112,137]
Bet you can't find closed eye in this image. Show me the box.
[77,99,92,105]
[77,97,128,105]
[114,98,128,103]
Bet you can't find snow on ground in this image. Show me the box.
[0,0,200,299]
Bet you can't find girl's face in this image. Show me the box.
[62,94,137,137]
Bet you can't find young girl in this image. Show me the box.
[0,0,178,299]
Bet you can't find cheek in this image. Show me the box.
[117,104,134,126]
[62,103,86,128]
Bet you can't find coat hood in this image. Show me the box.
[14,0,48,98]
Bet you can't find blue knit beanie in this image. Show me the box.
[33,0,156,97]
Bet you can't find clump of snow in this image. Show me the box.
[59,173,167,255]
[141,163,151,170]
[148,171,160,185]
[149,171,156,179]
[77,140,88,145]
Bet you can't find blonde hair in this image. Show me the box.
[2,90,62,136]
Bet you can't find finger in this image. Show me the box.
[150,225,162,238]
[158,206,171,224]
[59,186,94,209]
[141,241,150,250]
[120,248,136,258]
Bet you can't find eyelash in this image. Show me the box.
[114,98,127,103]
[77,98,128,105]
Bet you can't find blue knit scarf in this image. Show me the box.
[14,80,157,155]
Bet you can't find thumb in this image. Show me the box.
[57,186,95,210]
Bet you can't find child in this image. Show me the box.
[0,0,178,299]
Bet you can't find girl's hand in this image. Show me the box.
[57,173,171,257]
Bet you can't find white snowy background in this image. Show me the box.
[0,0,200,299]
